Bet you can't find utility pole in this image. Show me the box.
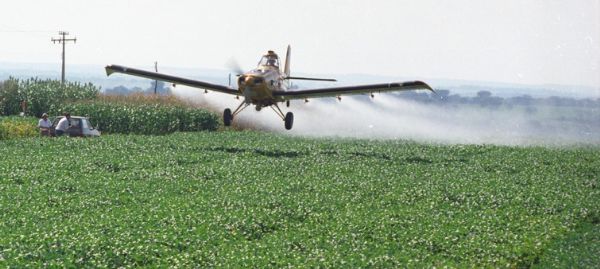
[51,31,76,84]
[154,61,158,95]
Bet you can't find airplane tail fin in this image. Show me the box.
[284,45,291,78]
[282,45,337,82]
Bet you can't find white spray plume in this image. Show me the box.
[173,85,599,147]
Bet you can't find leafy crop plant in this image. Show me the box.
[0,132,598,267]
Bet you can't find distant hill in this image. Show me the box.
[1,62,598,99]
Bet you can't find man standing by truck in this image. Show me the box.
[37,113,52,136]
[55,113,71,136]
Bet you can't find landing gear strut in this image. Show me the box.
[223,101,249,127]
[271,103,294,130]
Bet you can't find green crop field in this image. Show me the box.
[0,132,598,267]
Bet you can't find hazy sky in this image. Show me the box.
[1,0,599,88]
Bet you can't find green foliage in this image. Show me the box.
[0,132,598,267]
[534,222,600,268]
[0,116,38,140]
[0,77,99,117]
[51,101,219,134]
[0,79,20,116]
[0,78,218,134]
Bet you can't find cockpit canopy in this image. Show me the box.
[258,50,279,68]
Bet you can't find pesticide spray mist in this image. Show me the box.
[173,85,599,146]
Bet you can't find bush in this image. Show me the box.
[0,77,99,117]
[0,116,38,140]
[0,79,20,116]
[51,101,220,134]
[1,80,219,135]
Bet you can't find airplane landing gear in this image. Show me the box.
[225,101,294,130]
[223,108,232,126]
[223,101,250,127]
[285,112,294,130]
[271,103,294,130]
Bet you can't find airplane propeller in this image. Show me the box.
[226,58,244,76]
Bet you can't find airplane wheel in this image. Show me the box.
[223,108,232,126]
[284,112,294,130]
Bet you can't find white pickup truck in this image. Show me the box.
[50,116,101,137]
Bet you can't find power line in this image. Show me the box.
[0,26,55,33]
[51,31,77,84]
[0,29,55,33]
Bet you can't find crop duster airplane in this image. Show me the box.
[105,46,434,130]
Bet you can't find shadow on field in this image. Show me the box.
[404,156,433,164]
[205,146,302,158]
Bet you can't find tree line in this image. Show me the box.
[399,89,600,109]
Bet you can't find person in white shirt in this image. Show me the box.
[37,113,52,136]
[55,113,71,136]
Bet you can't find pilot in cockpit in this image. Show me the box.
[266,57,277,66]
[259,51,279,67]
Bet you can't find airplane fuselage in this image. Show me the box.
[238,65,287,109]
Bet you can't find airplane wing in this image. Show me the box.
[273,81,434,100]
[105,65,239,95]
